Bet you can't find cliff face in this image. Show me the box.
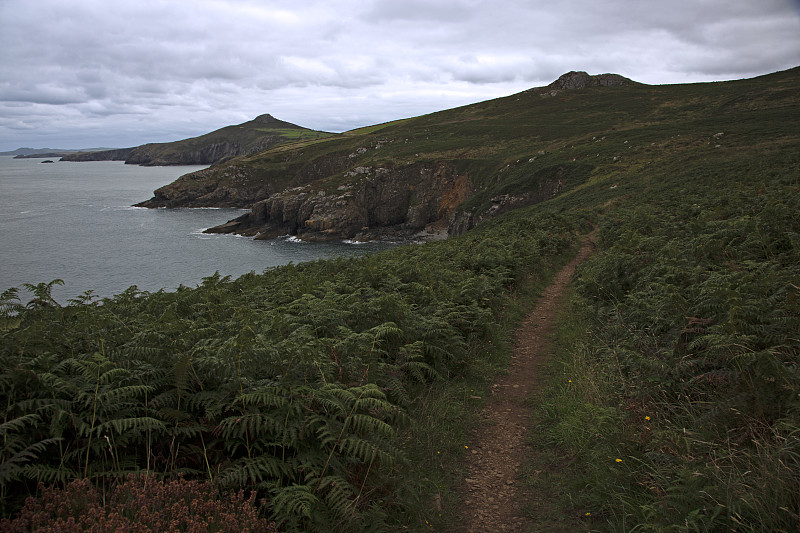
[205,161,473,241]
[134,164,272,208]
[134,150,355,208]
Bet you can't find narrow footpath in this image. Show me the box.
[458,233,595,533]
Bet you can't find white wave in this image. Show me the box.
[268,234,305,244]
[104,205,147,211]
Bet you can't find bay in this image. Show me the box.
[0,156,394,303]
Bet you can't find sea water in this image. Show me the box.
[0,156,394,303]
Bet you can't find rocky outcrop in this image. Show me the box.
[448,167,570,236]
[531,71,637,98]
[134,165,273,208]
[205,162,473,241]
[549,71,634,90]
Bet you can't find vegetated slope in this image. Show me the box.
[555,174,800,531]
[62,114,332,166]
[0,207,590,532]
[518,69,800,530]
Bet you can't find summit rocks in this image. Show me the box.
[549,71,635,90]
[531,71,638,97]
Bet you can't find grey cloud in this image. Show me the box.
[1,0,799,150]
[0,82,89,105]
[362,0,479,23]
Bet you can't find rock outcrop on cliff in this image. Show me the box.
[530,71,638,98]
[205,161,473,241]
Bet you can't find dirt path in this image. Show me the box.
[458,233,595,533]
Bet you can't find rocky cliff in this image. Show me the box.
[134,164,273,208]
[205,161,473,241]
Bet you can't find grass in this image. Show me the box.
[525,164,800,531]
[523,288,622,531]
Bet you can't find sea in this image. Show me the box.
[0,156,395,304]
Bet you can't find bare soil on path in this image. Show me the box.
[457,234,595,533]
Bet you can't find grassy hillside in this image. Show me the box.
[131,113,332,165]
[1,67,799,531]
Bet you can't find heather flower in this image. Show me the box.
[0,475,275,532]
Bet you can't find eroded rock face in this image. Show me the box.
[447,173,566,236]
[205,162,473,241]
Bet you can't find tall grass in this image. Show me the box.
[534,177,800,531]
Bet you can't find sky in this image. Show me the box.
[1,0,799,151]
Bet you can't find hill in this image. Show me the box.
[135,68,798,243]
[61,114,332,166]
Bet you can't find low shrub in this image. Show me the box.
[0,474,274,532]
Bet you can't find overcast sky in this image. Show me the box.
[1,0,799,151]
